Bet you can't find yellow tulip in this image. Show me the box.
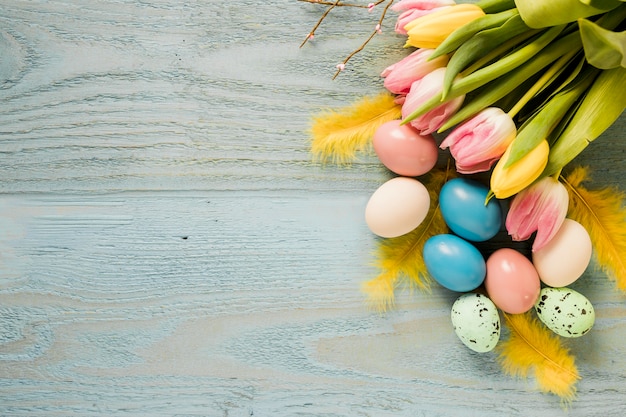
[404,4,486,49]
[490,139,550,199]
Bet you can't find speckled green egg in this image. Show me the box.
[535,287,595,338]
[451,293,500,353]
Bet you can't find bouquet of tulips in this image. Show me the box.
[391,0,625,198]
[303,0,626,401]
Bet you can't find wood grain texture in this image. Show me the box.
[0,1,625,416]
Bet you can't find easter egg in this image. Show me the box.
[535,287,595,338]
[485,248,540,314]
[451,293,501,353]
[423,234,486,292]
[373,120,439,176]
[365,177,430,238]
[533,219,592,287]
[439,178,502,242]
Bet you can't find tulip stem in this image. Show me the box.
[403,24,569,127]
[460,29,540,77]
[475,0,516,14]
[507,49,578,119]
[485,190,495,205]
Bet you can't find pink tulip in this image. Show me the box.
[505,176,569,252]
[392,0,455,11]
[439,107,516,174]
[401,67,465,135]
[381,49,449,95]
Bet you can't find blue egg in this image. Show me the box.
[439,178,502,242]
[423,234,486,292]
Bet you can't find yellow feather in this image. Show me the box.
[497,312,580,403]
[562,166,626,291]
[362,167,453,311]
[310,93,402,164]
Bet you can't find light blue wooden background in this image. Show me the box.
[1,1,624,416]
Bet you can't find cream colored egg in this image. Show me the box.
[365,177,430,238]
[532,219,592,287]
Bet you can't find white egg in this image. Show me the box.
[365,177,430,238]
[535,287,595,337]
[532,219,592,287]
[451,293,500,353]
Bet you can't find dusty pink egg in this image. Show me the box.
[485,248,540,314]
[373,120,438,176]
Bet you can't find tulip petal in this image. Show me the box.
[440,107,516,174]
[381,49,449,95]
[392,0,455,12]
[505,177,569,251]
[491,140,550,199]
[404,4,486,49]
[402,68,465,135]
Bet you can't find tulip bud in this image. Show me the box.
[392,0,455,11]
[392,0,456,35]
[505,176,569,252]
[490,139,550,199]
[381,49,450,95]
[401,68,465,135]
[404,4,486,49]
[440,107,516,174]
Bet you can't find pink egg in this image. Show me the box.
[373,120,438,176]
[485,248,540,314]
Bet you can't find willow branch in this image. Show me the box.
[298,0,387,8]
[300,0,342,48]
[332,0,395,79]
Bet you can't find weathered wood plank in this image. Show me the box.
[0,0,625,416]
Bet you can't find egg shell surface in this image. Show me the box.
[423,234,486,292]
[373,120,439,176]
[532,219,592,287]
[451,293,501,353]
[439,178,502,242]
[535,287,595,338]
[365,177,430,238]
[485,248,540,314]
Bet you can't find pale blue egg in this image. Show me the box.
[439,178,502,242]
[423,234,486,292]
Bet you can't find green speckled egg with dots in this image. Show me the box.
[535,287,595,338]
[451,293,500,352]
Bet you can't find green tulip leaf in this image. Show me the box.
[514,0,621,28]
[580,18,626,69]
[579,0,626,7]
[543,66,626,177]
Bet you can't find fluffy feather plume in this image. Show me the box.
[310,93,402,164]
[562,166,626,291]
[497,312,580,402]
[362,167,453,311]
